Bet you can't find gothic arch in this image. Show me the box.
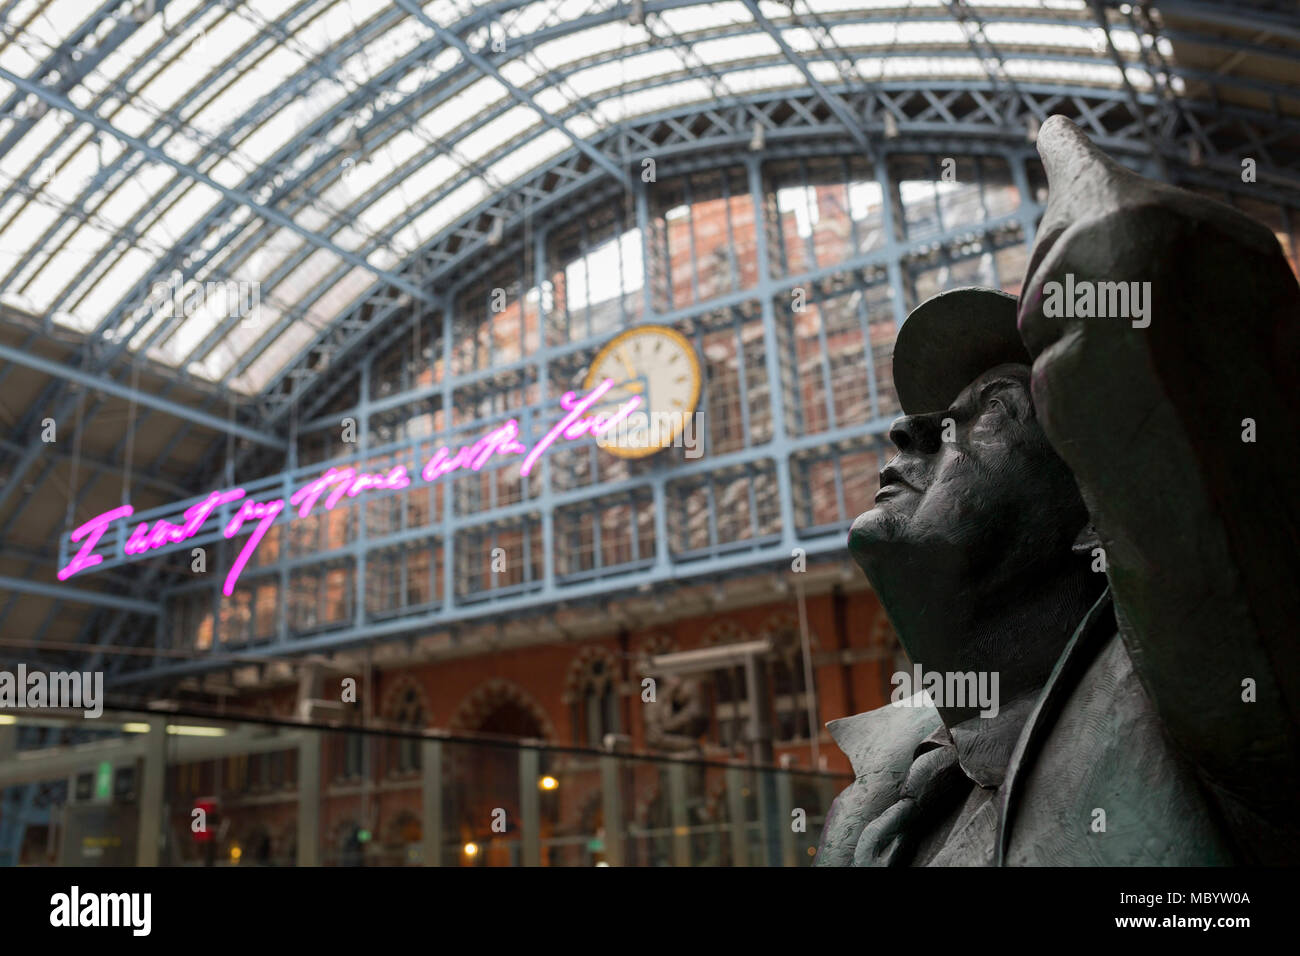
[561,645,620,706]
[564,644,622,746]
[449,678,556,741]
[381,809,423,865]
[378,674,429,775]
[327,817,365,867]
[634,632,676,663]
[758,611,820,652]
[702,620,750,646]
[380,674,431,728]
[328,817,361,845]
[235,821,274,865]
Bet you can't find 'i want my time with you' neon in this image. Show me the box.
[57,379,639,597]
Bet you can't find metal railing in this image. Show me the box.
[0,708,848,867]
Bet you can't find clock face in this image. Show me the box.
[583,325,702,458]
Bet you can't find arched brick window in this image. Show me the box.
[564,647,620,747]
[382,678,429,775]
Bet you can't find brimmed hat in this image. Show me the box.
[892,287,1029,415]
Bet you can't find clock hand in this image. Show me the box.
[618,349,637,380]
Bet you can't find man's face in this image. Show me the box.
[849,363,1083,592]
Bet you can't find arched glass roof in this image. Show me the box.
[0,0,1291,396]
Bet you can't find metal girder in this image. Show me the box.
[0,3,188,475]
[2,0,393,369]
[1089,0,1169,178]
[0,0,156,204]
[1,1,1292,383]
[0,2,420,521]
[84,242,1005,572]
[81,148,1039,679]
[0,436,190,500]
[392,0,628,183]
[0,574,159,616]
[0,342,282,448]
[0,66,431,306]
[0,7,248,504]
[236,37,1289,413]
[1151,0,1300,45]
[0,2,518,499]
[0,0,211,308]
[635,6,790,138]
[7,0,459,367]
[253,77,1300,433]
[13,1,1300,682]
[2,1,1290,430]
[105,535,853,689]
[740,0,874,155]
[941,0,1030,126]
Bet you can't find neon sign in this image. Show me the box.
[57,379,640,597]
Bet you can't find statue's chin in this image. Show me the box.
[851,504,903,539]
[847,507,902,571]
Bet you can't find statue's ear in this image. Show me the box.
[1072,523,1101,555]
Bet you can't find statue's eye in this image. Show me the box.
[987,396,1005,412]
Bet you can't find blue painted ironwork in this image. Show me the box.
[4,0,1300,692]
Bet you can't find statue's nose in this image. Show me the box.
[888,413,942,455]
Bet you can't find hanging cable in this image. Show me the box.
[120,360,140,505]
[226,392,236,485]
[64,384,86,530]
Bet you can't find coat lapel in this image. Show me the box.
[816,692,942,865]
[995,587,1116,865]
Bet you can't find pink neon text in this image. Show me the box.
[56,504,135,581]
[222,498,286,597]
[520,379,641,476]
[124,488,246,556]
[56,378,644,595]
[290,465,411,518]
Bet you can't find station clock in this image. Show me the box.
[583,324,702,459]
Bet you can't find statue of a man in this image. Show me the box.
[816,116,1300,866]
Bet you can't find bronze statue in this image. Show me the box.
[644,673,709,755]
[816,116,1300,865]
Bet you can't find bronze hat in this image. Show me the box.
[892,287,1029,415]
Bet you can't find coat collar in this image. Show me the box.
[946,693,1042,789]
[827,691,942,780]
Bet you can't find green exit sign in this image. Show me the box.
[94,761,112,801]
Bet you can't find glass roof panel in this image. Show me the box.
[21,218,117,311]
[657,3,755,35]
[239,310,318,392]
[0,33,40,77]
[483,126,571,186]
[0,0,1177,395]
